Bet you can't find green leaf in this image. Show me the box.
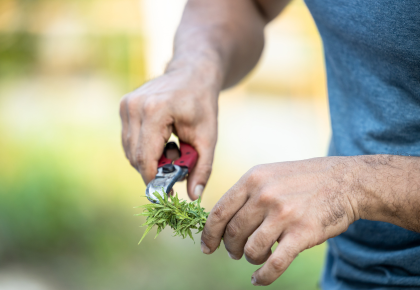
[154,227,163,239]
[138,224,154,245]
[134,212,152,216]
[187,229,194,241]
[154,192,165,204]
[163,188,168,203]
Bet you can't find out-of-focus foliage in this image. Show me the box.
[0,129,135,262]
[0,0,146,89]
[0,0,328,289]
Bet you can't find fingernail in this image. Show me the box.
[251,276,261,286]
[201,241,210,254]
[194,185,204,199]
[228,252,239,260]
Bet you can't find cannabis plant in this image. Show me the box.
[136,192,209,244]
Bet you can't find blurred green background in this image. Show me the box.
[0,0,330,289]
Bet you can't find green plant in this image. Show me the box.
[136,192,209,244]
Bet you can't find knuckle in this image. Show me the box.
[134,149,146,169]
[142,97,162,117]
[245,165,264,188]
[257,189,275,205]
[244,243,260,263]
[201,227,218,245]
[269,256,287,273]
[210,203,225,223]
[126,95,140,115]
[279,203,295,219]
[119,95,129,116]
[283,246,299,261]
[127,153,137,168]
[122,132,131,149]
[193,163,213,181]
[225,222,238,239]
[199,164,213,178]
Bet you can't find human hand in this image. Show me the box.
[201,157,360,285]
[119,66,222,200]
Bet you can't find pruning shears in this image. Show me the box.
[146,141,198,203]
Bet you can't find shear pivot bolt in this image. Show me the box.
[162,164,175,173]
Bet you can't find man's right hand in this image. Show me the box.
[119,67,221,200]
[119,0,287,201]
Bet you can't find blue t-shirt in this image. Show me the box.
[304,0,420,289]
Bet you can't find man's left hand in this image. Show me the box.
[200,157,361,286]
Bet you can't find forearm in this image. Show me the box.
[353,155,420,232]
[166,0,284,89]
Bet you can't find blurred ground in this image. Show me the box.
[0,0,330,289]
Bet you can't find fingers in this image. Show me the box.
[136,118,172,184]
[120,94,143,170]
[251,233,307,286]
[119,97,129,156]
[121,84,218,191]
[121,93,174,185]
[222,200,265,260]
[243,217,283,265]
[128,118,142,167]
[200,180,250,254]
[186,140,215,200]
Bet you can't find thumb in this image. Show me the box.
[186,141,215,200]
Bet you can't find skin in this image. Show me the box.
[201,155,420,285]
[120,0,420,286]
[120,0,288,199]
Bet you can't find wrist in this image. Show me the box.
[329,156,364,224]
[351,155,409,223]
[165,52,225,93]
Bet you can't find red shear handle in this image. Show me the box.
[174,142,198,172]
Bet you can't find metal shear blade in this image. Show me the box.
[146,165,187,203]
[145,141,198,203]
